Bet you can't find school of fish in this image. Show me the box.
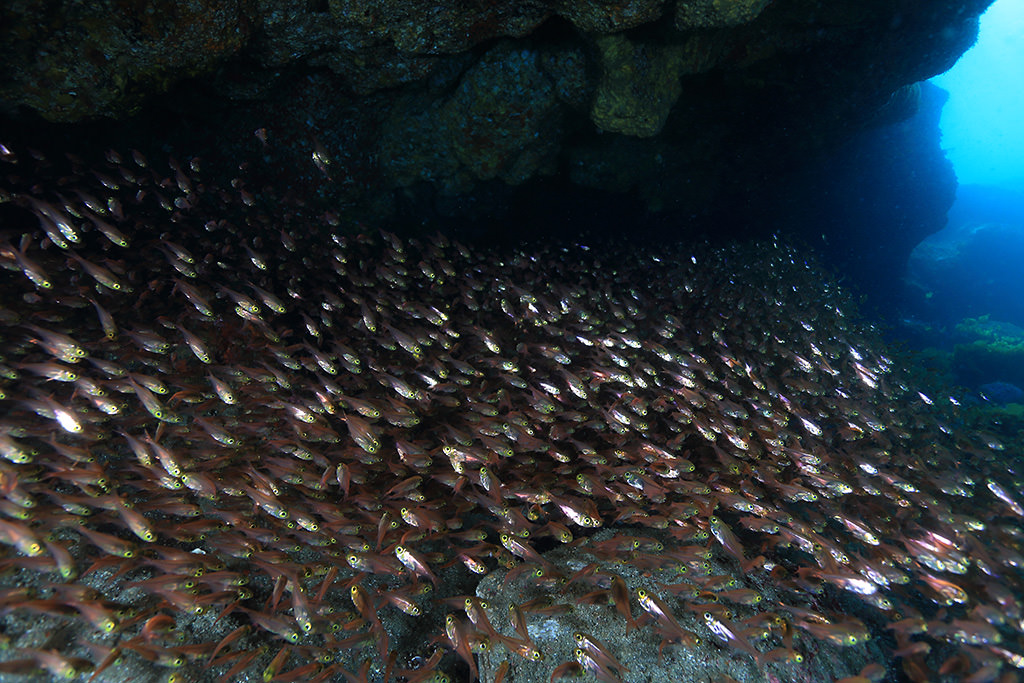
[0,140,1022,683]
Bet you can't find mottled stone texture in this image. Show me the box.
[0,0,256,121]
[675,0,774,28]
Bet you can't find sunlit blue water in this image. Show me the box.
[930,0,1024,191]
[900,0,1024,400]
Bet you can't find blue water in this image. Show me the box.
[930,0,1024,191]
[900,0,1024,393]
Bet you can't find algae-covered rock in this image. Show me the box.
[953,316,1024,388]
[675,0,774,28]
[553,0,668,33]
[0,0,254,122]
[589,34,690,137]
[327,0,549,55]
[443,44,564,184]
[378,43,564,191]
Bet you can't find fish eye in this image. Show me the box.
[124,550,135,558]
[112,283,121,290]
[574,633,584,643]
[703,612,713,619]
[530,651,542,661]
[794,654,804,663]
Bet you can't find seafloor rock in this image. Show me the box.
[476,529,880,683]
[906,221,1024,330]
[978,382,1024,406]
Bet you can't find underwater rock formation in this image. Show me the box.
[0,143,1021,683]
[952,317,1024,390]
[907,220,1024,330]
[0,0,988,258]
